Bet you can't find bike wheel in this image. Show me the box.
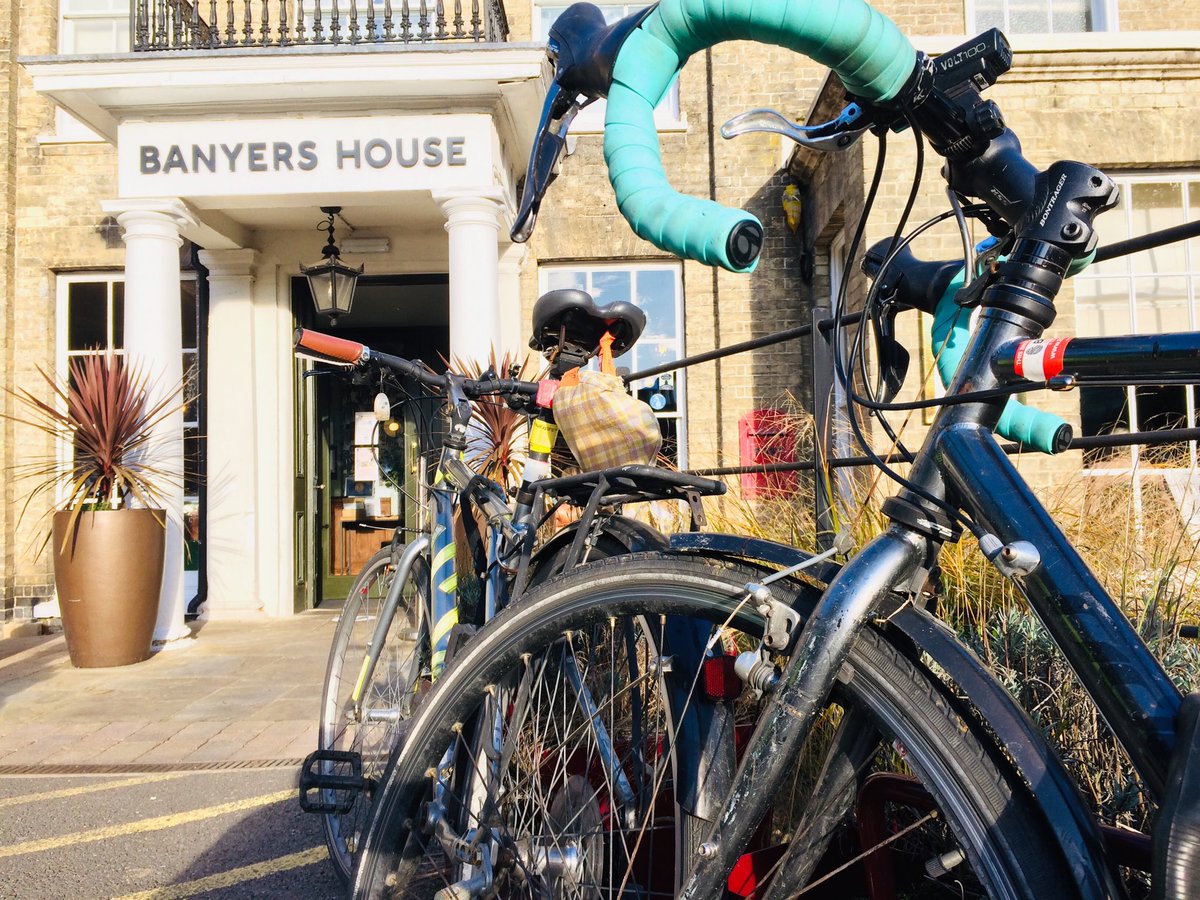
[321,544,432,884]
[353,553,1072,899]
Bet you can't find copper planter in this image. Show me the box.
[52,508,165,668]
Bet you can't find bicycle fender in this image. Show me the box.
[668,533,1119,898]
[667,531,841,585]
[531,514,669,575]
[894,606,1122,899]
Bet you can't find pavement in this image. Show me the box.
[0,609,341,772]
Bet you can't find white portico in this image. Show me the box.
[25,45,549,630]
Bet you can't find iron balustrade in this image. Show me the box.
[132,0,509,50]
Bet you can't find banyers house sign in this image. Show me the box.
[117,114,496,199]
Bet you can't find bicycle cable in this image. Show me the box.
[830,129,986,540]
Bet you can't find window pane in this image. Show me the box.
[67,18,125,53]
[1076,278,1131,337]
[544,269,586,292]
[1090,187,1130,276]
[1080,385,1131,466]
[1050,0,1090,31]
[636,269,678,338]
[973,0,1006,29]
[1008,0,1050,34]
[1130,182,1186,274]
[1135,276,1190,333]
[68,281,108,351]
[183,351,199,423]
[181,281,198,349]
[592,270,632,304]
[1136,384,1191,464]
[112,281,125,349]
[656,415,679,467]
[63,0,126,13]
[184,428,201,497]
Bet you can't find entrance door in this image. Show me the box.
[293,275,449,606]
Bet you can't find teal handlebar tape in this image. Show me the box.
[605,0,917,272]
[931,269,1069,454]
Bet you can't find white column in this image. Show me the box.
[103,199,195,646]
[434,191,504,365]
[197,249,262,618]
[498,242,528,356]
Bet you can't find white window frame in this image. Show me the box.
[54,0,130,142]
[965,0,1117,34]
[1073,172,1200,536]
[531,0,685,133]
[56,272,201,505]
[538,261,687,467]
[1075,171,1200,475]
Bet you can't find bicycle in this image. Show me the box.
[347,1,1200,898]
[293,297,727,885]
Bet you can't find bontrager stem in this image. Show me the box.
[679,525,933,897]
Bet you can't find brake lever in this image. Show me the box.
[720,103,869,152]
[511,83,586,243]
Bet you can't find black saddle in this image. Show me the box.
[530,288,645,363]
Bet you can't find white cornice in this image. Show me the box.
[22,44,549,143]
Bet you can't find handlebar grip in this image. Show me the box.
[293,328,368,365]
[931,272,1070,454]
[605,0,917,272]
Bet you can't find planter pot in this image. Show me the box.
[52,508,166,668]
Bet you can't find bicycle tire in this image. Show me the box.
[352,553,1073,899]
[321,544,432,884]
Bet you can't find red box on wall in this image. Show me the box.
[738,409,798,498]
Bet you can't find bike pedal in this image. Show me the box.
[298,749,367,814]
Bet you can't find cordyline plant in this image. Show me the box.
[450,348,543,490]
[5,353,188,552]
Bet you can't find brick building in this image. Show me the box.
[1,0,1197,633]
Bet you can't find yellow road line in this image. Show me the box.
[0,772,190,810]
[113,846,327,900]
[0,789,294,859]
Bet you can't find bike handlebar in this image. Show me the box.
[293,328,540,400]
[605,0,917,272]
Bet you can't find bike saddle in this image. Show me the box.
[550,3,657,100]
[529,288,646,361]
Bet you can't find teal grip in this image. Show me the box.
[605,0,917,272]
[931,270,1069,454]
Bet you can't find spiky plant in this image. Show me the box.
[451,348,543,490]
[5,353,188,550]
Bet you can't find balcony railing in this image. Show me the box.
[133,0,509,51]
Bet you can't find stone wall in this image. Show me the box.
[4,0,126,618]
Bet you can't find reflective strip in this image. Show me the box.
[431,608,458,647]
[432,542,457,573]
[438,573,458,595]
[350,654,373,704]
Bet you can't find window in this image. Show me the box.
[58,273,201,504]
[538,262,687,466]
[1075,173,1200,473]
[533,1,681,131]
[969,0,1113,34]
[57,0,130,140]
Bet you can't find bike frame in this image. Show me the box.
[681,299,1200,896]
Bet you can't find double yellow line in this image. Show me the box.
[2,778,328,897]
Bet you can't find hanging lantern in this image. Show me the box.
[302,206,363,326]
